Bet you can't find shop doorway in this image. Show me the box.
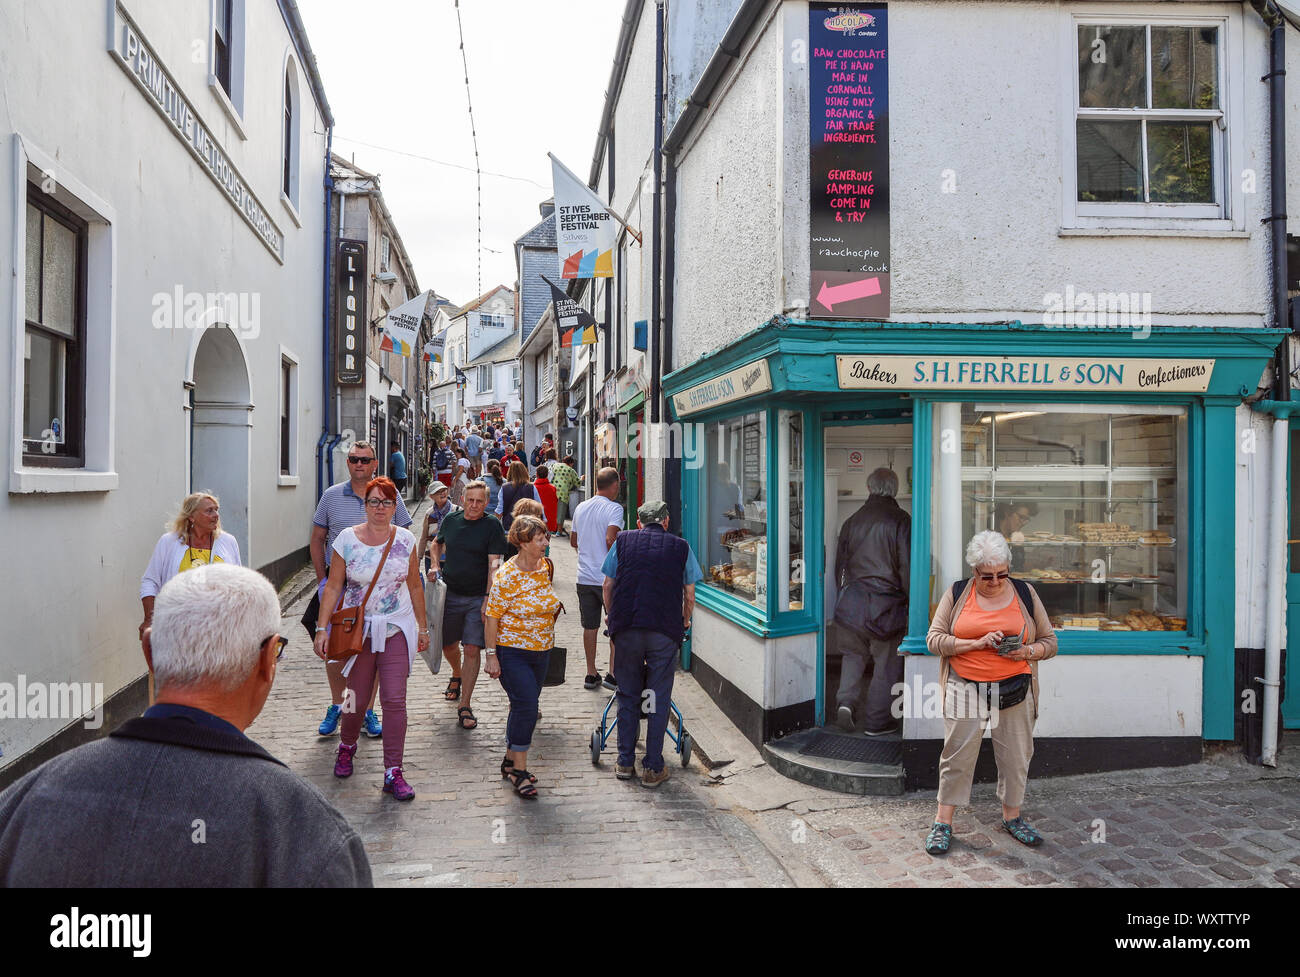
[822,419,913,731]
[189,325,252,563]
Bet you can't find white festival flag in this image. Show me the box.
[382,293,425,357]
[549,153,615,279]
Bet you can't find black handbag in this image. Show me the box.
[962,671,1031,711]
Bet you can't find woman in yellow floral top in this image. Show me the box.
[484,515,561,798]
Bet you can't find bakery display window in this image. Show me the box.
[934,403,1187,632]
[702,411,768,609]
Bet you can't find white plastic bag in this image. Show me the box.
[418,574,445,675]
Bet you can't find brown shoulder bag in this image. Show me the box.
[327,528,396,660]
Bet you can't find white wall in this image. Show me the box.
[675,0,1274,375]
[0,0,327,768]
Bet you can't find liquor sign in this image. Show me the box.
[835,355,1216,393]
[336,240,367,385]
[809,3,889,319]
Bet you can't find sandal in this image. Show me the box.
[1002,817,1043,846]
[500,753,537,783]
[507,769,538,798]
[456,706,478,730]
[443,677,461,701]
[925,822,952,855]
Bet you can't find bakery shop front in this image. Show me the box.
[663,319,1280,790]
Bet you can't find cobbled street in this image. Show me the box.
[250,507,1300,889]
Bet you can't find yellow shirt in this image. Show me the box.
[179,547,225,571]
[483,557,561,652]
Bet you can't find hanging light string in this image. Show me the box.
[454,0,482,299]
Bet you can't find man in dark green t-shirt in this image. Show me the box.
[435,481,509,729]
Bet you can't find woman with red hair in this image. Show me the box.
[314,476,429,801]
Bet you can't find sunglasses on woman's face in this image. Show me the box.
[978,572,1011,582]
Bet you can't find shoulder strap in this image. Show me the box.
[1010,576,1034,611]
[360,529,396,608]
[949,579,965,604]
[544,557,555,582]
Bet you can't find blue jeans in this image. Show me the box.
[497,645,550,751]
[612,628,679,772]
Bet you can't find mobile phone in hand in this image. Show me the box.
[997,635,1022,657]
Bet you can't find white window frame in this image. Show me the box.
[280,50,302,225]
[10,134,118,494]
[278,346,300,485]
[380,235,391,272]
[511,362,521,392]
[477,364,493,391]
[209,0,247,140]
[1060,4,1246,235]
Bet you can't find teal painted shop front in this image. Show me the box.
[665,319,1282,757]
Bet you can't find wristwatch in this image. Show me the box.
[485,649,497,656]
[315,626,326,634]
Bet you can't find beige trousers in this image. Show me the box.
[936,674,1036,809]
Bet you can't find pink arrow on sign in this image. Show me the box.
[816,276,882,311]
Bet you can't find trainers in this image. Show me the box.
[615,763,636,780]
[602,673,618,691]
[318,703,342,736]
[383,767,415,801]
[836,705,855,732]
[863,721,900,736]
[363,709,383,738]
[583,674,601,690]
[333,742,357,778]
[641,766,670,789]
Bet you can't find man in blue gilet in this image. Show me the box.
[601,501,703,789]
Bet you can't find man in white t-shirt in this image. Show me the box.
[570,467,625,691]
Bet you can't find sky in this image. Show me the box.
[296,0,626,309]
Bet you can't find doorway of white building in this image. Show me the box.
[190,325,252,563]
[822,420,913,736]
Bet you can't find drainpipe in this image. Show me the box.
[316,123,335,503]
[664,154,681,535]
[650,0,664,426]
[1247,0,1294,767]
[1248,400,1295,766]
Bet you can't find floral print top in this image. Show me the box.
[332,526,416,634]
[483,557,562,652]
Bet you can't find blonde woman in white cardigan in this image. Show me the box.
[140,492,241,643]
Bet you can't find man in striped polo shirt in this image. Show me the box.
[307,440,413,737]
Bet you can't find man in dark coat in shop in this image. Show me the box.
[832,467,910,734]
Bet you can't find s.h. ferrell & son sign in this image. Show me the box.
[836,356,1215,393]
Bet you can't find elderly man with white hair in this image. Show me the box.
[0,564,372,887]
[923,529,1057,856]
[832,467,911,735]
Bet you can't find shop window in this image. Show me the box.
[701,412,768,609]
[23,190,86,466]
[931,403,1188,632]
[1070,16,1228,222]
[779,410,805,612]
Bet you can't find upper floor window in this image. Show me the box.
[511,363,521,391]
[215,0,233,96]
[282,63,300,207]
[1069,13,1233,225]
[23,189,87,466]
[211,0,245,123]
[381,235,391,272]
[477,365,493,391]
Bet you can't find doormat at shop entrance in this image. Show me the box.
[799,732,901,765]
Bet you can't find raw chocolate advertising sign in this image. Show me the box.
[810,3,889,319]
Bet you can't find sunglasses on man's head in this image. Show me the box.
[979,572,1011,582]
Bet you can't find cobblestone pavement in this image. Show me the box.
[254,504,1300,888]
[251,510,794,887]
